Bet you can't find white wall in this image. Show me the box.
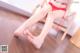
[0,0,39,17]
[68,0,80,36]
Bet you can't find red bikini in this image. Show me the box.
[49,2,67,11]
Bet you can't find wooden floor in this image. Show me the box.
[0,8,80,53]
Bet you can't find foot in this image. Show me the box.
[24,30,44,49]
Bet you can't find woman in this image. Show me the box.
[14,0,72,49]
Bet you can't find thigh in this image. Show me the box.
[52,10,65,19]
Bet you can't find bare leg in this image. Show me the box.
[26,11,55,49]
[22,0,73,49]
[14,3,51,36]
[61,12,76,40]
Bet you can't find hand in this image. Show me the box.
[24,29,44,49]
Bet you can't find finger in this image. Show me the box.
[27,35,34,43]
[27,30,35,39]
[24,30,34,39]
